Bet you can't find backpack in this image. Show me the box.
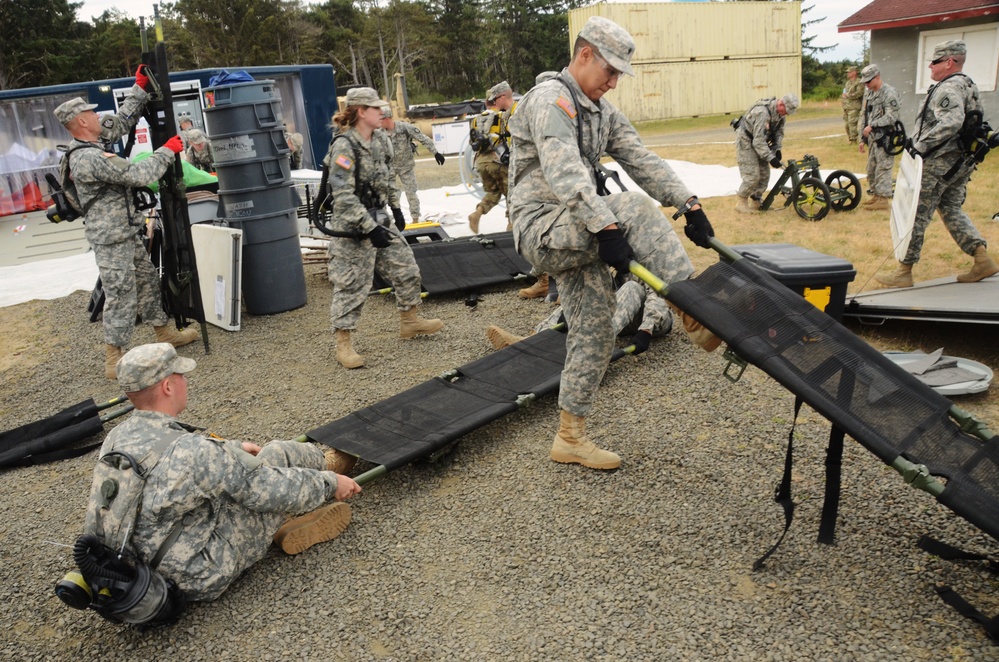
[56,144,107,219]
[83,429,184,557]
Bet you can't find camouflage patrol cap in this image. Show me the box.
[487,81,512,102]
[186,128,208,145]
[285,131,304,149]
[860,64,880,83]
[932,40,966,61]
[846,65,858,74]
[578,16,635,77]
[380,103,393,119]
[345,87,382,108]
[54,97,98,125]
[781,93,800,115]
[117,343,196,393]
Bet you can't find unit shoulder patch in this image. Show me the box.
[556,96,576,119]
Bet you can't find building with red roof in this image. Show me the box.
[839,1,998,124]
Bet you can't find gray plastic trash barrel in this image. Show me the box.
[217,182,299,219]
[229,208,306,315]
[213,155,291,191]
[210,128,291,165]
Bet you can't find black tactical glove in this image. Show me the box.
[391,207,406,232]
[595,228,635,274]
[904,137,920,158]
[367,225,393,248]
[434,153,445,166]
[629,330,652,355]
[683,208,714,249]
[769,156,783,169]
[774,149,782,162]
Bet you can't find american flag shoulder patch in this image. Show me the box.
[335,154,353,170]
[556,96,576,119]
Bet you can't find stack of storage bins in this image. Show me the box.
[203,80,306,315]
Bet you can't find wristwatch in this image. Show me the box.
[671,196,700,221]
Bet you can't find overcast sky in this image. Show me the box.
[76,0,872,63]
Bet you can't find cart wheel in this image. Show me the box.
[792,176,831,221]
[826,169,862,211]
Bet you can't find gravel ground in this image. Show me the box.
[2,256,999,661]
[2,114,998,659]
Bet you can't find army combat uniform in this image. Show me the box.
[323,126,424,331]
[904,71,985,264]
[88,409,338,602]
[69,85,176,349]
[842,74,864,143]
[534,279,671,339]
[508,67,694,418]
[384,120,439,222]
[735,98,786,200]
[470,108,510,223]
[861,81,901,198]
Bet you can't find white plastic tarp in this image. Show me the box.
[890,151,922,262]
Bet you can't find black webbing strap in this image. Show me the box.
[817,423,846,545]
[934,586,999,641]
[918,535,999,641]
[754,397,801,570]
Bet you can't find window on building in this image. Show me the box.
[917,24,999,93]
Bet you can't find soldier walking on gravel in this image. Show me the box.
[324,88,443,370]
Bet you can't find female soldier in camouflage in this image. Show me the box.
[323,88,444,369]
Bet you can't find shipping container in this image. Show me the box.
[568,1,802,122]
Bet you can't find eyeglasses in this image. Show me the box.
[594,53,621,80]
[930,56,951,66]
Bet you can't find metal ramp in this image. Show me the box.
[844,274,999,325]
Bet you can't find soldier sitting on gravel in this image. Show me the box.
[85,343,362,603]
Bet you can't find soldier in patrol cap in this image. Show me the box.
[841,65,864,143]
[467,80,514,234]
[54,66,197,381]
[734,92,798,213]
[84,342,362,603]
[508,15,715,471]
[183,129,214,172]
[857,63,900,210]
[325,87,444,370]
[875,39,999,288]
[378,96,444,224]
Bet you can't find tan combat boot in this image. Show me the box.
[865,195,890,211]
[666,302,722,352]
[956,245,999,283]
[468,207,483,234]
[735,197,759,214]
[273,502,352,555]
[875,262,914,288]
[334,329,364,369]
[486,325,526,350]
[105,344,124,380]
[518,273,549,299]
[550,410,621,470]
[324,448,357,475]
[399,308,443,339]
[154,324,199,348]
